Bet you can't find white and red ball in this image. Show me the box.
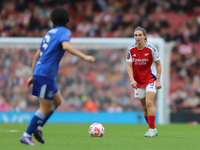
[88,123,105,137]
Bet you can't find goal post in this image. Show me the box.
[0,37,169,125]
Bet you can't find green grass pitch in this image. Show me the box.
[0,124,200,150]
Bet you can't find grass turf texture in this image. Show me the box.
[0,124,200,150]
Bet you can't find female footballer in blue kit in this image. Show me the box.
[20,7,95,145]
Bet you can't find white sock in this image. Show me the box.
[37,126,43,131]
[149,128,155,132]
[23,132,31,137]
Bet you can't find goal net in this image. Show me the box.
[0,37,169,125]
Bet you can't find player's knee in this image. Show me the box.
[146,99,153,109]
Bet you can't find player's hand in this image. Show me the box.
[131,79,137,89]
[27,76,33,88]
[84,55,95,62]
[156,80,161,89]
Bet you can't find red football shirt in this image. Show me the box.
[126,43,160,88]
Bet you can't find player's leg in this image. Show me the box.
[139,98,148,124]
[20,76,54,145]
[34,91,61,129]
[139,98,151,137]
[40,91,62,126]
[135,87,150,136]
[34,91,62,143]
[145,81,158,137]
[20,98,53,145]
[135,88,147,123]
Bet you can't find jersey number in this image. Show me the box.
[40,35,51,56]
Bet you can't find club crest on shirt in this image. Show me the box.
[127,52,130,59]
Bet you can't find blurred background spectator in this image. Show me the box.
[1,0,200,114]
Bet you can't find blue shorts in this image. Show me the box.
[32,76,59,100]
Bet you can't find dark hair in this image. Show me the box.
[134,26,147,42]
[50,7,70,27]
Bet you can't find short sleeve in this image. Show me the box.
[126,47,133,62]
[59,29,71,43]
[39,43,42,50]
[152,45,160,62]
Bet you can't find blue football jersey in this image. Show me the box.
[33,27,71,80]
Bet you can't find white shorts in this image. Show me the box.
[134,81,157,99]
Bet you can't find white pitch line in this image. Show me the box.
[0,130,19,132]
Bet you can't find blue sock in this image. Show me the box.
[24,110,46,136]
[40,105,57,127]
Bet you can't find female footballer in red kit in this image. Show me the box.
[126,26,162,137]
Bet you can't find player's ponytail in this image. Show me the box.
[134,26,147,42]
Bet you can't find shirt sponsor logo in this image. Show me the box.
[133,58,149,62]
[132,58,149,65]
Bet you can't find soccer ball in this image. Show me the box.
[88,123,105,137]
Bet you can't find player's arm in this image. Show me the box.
[27,49,41,87]
[31,49,41,77]
[62,41,95,62]
[127,62,137,89]
[155,60,162,89]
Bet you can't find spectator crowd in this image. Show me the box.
[0,48,141,112]
[1,0,200,113]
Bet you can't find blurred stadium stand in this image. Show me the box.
[1,0,200,122]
